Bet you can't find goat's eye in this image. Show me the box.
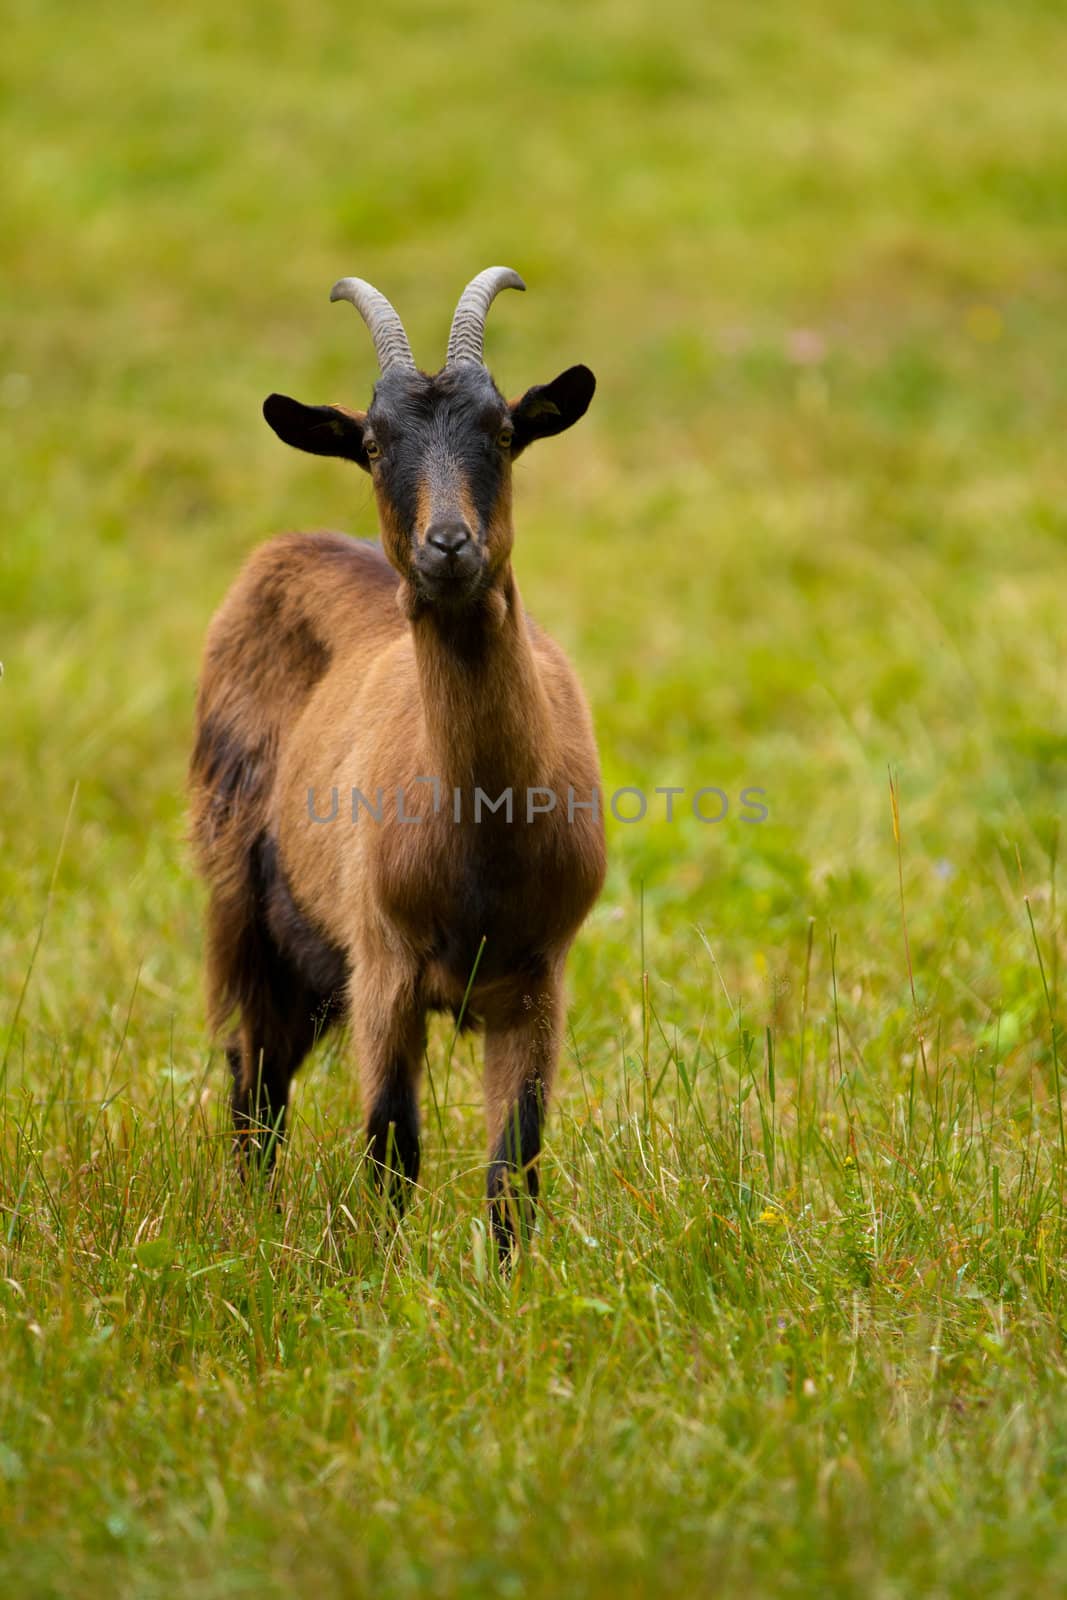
[497,427,514,450]
[365,438,382,461]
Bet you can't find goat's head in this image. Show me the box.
[263,269,595,612]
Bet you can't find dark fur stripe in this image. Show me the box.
[256,835,348,1001]
[488,1076,545,1252]
[367,1074,421,1205]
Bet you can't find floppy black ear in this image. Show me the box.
[509,365,596,455]
[263,394,370,468]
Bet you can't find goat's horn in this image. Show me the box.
[329,277,417,373]
[445,266,526,367]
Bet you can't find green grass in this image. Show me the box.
[3,0,1067,1592]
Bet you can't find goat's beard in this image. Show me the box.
[397,573,507,633]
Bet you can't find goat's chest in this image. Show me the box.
[372,812,586,984]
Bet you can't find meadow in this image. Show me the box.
[3,0,1067,1593]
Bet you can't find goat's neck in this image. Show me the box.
[411,567,556,794]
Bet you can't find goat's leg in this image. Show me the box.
[229,988,323,1173]
[484,974,563,1257]
[206,867,335,1175]
[352,961,426,1209]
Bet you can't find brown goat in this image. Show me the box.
[189,267,605,1252]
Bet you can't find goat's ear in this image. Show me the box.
[263,394,370,469]
[509,365,596,455]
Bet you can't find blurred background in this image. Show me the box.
[2,0,1066,1095]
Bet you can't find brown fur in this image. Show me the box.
[189,352,604,1254]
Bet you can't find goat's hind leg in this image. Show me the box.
[212,838,343,1176]
[228,981,325,1174]
[219,925,332,1173]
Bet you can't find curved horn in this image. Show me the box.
[329,276,416,373]
[445,266,526,367]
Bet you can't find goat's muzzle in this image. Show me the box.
[413,520,485,606]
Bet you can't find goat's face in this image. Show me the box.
[369,364,521,608]
[264,293,594,612]
[259,268,591,611]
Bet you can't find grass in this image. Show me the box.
[3,0,1067,1592]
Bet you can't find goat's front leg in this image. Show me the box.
[351,956,426,1211]
[484,974,563,1257]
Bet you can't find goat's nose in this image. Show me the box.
[425,521,472,557]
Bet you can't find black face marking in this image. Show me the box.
[369,366,511,547]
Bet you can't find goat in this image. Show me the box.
[189,267,605,1253]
